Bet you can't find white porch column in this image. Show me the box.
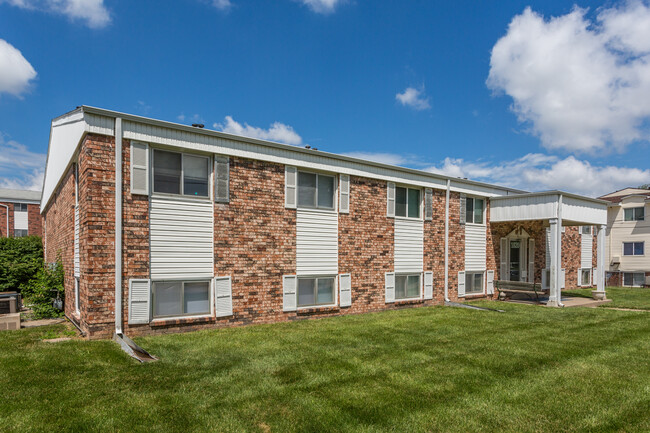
[547,218,561,307]
[593,224,607,300]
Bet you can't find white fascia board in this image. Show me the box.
[80,105,525,198]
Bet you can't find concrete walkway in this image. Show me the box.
[503,293,612,308]
[21,318,66,328]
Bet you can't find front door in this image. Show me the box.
[509,240,521,281]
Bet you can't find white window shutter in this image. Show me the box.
[528,239,535,283]
[215,155,230,203]
[387,182,395,217]
[486,270,495,295]
[130,141,149,195]
[385,272,395,303]
[458,271,466,297]
[460,194,466,225]
[285,166,297,209]
[424,271,433,300]
[128,279,150,325]
[500,238,508,281]
[339,273,352,307]
[215,276,233,317]
[424,188,433,221]
[593,267,598,286]
[283,275,297,311]
[339,174,350,214]
[577,269,582,286]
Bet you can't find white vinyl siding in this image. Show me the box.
[394,218,424,273]
[296,209,338,275]
[150,196,214,280]
[214,276,233,317]
[130,141,149,195]
[465,224,486,271]
[128,279,151,325]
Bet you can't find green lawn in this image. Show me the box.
[1,303,649,433]
[563,286,650,310]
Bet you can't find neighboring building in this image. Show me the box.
[0,188,42,238]
[599,187,650,287]
[41,106,608,339]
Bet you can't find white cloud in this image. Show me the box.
[1,0,111,28]
[212,0,232,11]
[487,2,650,154]
[396,86,430,111]
[296,0,343,14]
[426,153,650,197]
[214,116,303,145]
[0,39,36,97]
[0,133,46,191]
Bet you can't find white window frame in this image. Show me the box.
[622,241,645,256]
[151,149,212,199]
[394,273,422,301]
[623,272,645,287]
[580,268,592,287]
[465,197,485,225]
[151,279,213,320]
[296,170,337,211]
[296,275,338,309]
[580,226,592,235]
[14,203,28,212]
[394,185,423,220]
[624,207,644,222]
[13,229,28,237]
[465,271,485,295]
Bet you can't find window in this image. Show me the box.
[623,242,644,256]
[624,207,644,221]
[297,277,335,307]
[581,268,591,286]
[466,197,484,224]
[395,186,421,218]
[623,272,644,287]
[152,150,210,197]
[297,172,335,210]
[581,226,591,235]
[14,203,27,212]
[395,274,421,299]
[152,280,210,318]
[14,229,28,237]
[465,272,484,294]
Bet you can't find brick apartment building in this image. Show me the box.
[41,106,608,339]
[0,188,42,238]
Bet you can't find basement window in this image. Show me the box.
[623,272,644,287]
[465,271,484,294]
[581,268,591,286]
[297,172,335,210]
[624,207,644,221]
[152,280,211,318]
[395,274,421,300]
[623,242,644,256]
[152,150,210,197]
[297,276,336,307]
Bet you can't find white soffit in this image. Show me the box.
[491,192,607,225]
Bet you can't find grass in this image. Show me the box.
[563,286,650,310]
[1,302,649,433]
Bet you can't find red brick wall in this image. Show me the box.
[43,166,76,319]
[424,189,446,303]
[447,192,465,301]
[0,202,9,237]
[0,201,41,237]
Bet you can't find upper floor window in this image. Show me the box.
[624,207,644,221]
[623,242,644,256]
[581,226,591,235]
[153,150,209,197]
[14,203,27,212]
[395,186,421,218]
[466,197,484,224]
[297,171,335,210]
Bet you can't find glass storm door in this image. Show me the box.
[509,240,521,281]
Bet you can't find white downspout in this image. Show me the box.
[0,204,8,237]
[115,117,123,336]
[557,194,564,307]
[444,179,450,302]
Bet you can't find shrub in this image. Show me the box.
[0,236,44,292]
[20,261,65,319]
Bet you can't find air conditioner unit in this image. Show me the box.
[611,256,620,264]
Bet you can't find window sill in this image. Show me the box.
[150,315,215,327]
[295,207,337,214]
[393,216,423,222]
[150,193,212,202]
[296,305,340,315]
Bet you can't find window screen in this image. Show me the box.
[153,150,182,194]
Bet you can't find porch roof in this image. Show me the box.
[490,191,607,226]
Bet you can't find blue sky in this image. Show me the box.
[1,0,649,197]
